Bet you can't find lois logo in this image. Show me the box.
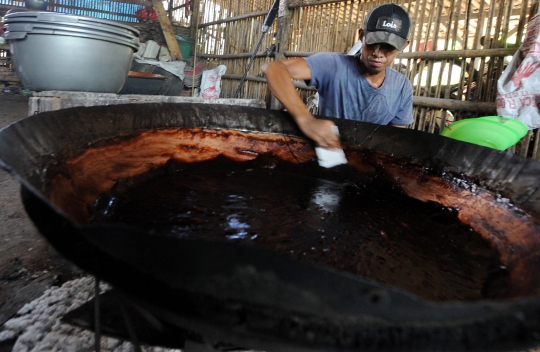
[376,17,402,31]
[382,20,397,28]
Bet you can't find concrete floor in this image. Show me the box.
[0,93,82,351]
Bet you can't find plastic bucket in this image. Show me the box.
[175,35,194,58]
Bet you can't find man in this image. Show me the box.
[262,3,413,149]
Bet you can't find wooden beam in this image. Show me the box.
[152,0,183,60]
[198,51,273,59]
[223,73,497,114]
[198,10,269,28]
[283,47,517,59]
[189,0,201,39]
[413,96,496,114]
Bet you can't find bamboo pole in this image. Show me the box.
[292,6,300,52]
[200,48,517,60]
[338,1,347,51]
[329,2,335,51]
[331,3,339,51]
[233,19,241,55]
[515,0,529,46]
[440,0,456,108]
[271,0,291,108]
[519,131,533,157]
[413,96,497,113]
[409,0,425,100]
[280,47,517,59]
[428,0,444,133]
[487,0,506,102]
[420,0,436,116]
[463,0,475,104]
[324,3,331,51]
[313,4,323,52]
[304,5,310,51]
[453,0,467,117]
[482,0,498,102]
[444,0,459,114]
[346,0,356,52]
[470,0,486,104]
[532,130,540,160]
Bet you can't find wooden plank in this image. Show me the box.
[30,91,266,114]
[151,0,183,60]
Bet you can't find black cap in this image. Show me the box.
[363,3,411,50]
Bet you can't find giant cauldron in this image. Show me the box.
[1,103,540,351]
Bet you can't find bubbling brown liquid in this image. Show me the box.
[89,156,509,302]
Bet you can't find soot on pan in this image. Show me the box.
[89,155,509,302]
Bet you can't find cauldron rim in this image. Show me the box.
[2,102,540,351]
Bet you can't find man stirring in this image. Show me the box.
[263,3,413,149]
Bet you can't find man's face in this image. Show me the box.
[358,29,406,75]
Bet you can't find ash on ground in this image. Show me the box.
[0,276,179,352]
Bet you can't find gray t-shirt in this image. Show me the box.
[304,53,413,126]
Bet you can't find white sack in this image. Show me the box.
[497,12,540,130]
[199,65,226,99]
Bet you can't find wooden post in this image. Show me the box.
[190,0,201,39]
[152,0,183,60]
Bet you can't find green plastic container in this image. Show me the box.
[441,116,528,150]
[175,35,194,58]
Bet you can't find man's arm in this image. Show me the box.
[262,58,340,148]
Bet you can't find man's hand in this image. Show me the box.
[297,116,341,148]
[263,59,341,148]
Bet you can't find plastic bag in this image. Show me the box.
[496,12,540,130]
[158,46,171,62]
[199,65,226,99]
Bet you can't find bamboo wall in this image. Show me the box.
[1,0,538,157]
[194,0,540,160]
[0,0,141,21]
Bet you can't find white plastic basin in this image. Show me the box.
[6,30,138,92]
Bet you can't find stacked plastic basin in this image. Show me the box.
[3,11,139,93]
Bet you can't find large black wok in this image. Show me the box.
[1,103,540,351]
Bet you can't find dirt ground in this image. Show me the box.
[0,93,83,350]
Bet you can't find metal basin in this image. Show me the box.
[1,103,540,351]
[4,11,138,93]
